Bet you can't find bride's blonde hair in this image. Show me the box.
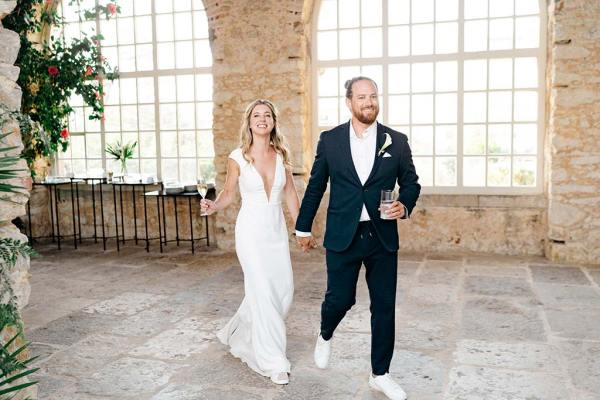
[239,99,292,170]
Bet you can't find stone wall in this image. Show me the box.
[545,0,600,264]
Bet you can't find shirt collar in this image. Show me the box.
[349,120,377,140]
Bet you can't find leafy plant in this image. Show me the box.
[105,140,137,175]
[0,326,39,399]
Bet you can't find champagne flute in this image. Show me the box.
[197,178,209,216]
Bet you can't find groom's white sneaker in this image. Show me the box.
[369,373,407,400]
[314,334,331,369]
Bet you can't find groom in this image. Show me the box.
[296,77,420,400]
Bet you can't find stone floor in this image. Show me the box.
[22,242,600,400]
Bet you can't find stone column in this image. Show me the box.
[205,0,316,248]
[546,0,600,264]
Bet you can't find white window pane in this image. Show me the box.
[160,132,177,157]
[135,0,152,15]
[121,105,138,131]
[160,104,177,130]
[489,18,513,50]
[176,41,194,68]
[463,92,487,123]
[137,78,154,103]
[464,0,487,19]
[72,107,86,132]
[118,46,136,72]
[179,158,196,183]
[435,93,457,123]
[464,59,487,91]
[194,40,212,67]
[515,0,539,15]
[135,16,153,43]
[360,61,382,88]
[178,131,196,157]
[156,14,174,42]
[388,26,410,56]
[138,105,155,130]
[435,125,457,155]
[464,20,488,52]
[318,68,339,97]
[158,76,176,102]
[411,126,433,155]
[193,10,209,39]
[141,159,157,177]
[86,159,103,175]
[412,0,434,23]
[84,108,101,131]
[195,74,213,101]
[488,124,511,154]
[196,102,213,129]
[318,98,338,126]
[463,124,486,155]
[513,123,537,154]
[102,47,118,72]
[388,95,410,125]
[71,135,86,158]
[389,0,410,25]
[435,22,458,54]
[161,159,178,182]
[339,97,352,122]
[174,12,193,40]
[339,66,361,90]
[435,61,457,92]
[488,92,512,122]
[198,158,216,183]
[339,0,360,28]
[362,0,382,27]
[513,91,537,121]
[176,75,195,102]
[100,20,117,46]
[411,94,433,124]
[318,0,337,30]
[318,31,338,60]
[463,156,486,186]
[197,131,214,157]
[136,44,153,71]
[339,29,360,59]
[157,43,175,69]
[389,64,410,93]
[413,157,433,186]
[174,0,191,12]
[119,0,134,16]
[412,62,433,93]
[513,156,536,186]
[435,157,457,186]
[362,28,382,58]
[489,0,513,17]
[178,103,195,129]
[436,0,458,21]
[514,57,538,89]
[71,159,86,175]
[104,106,121,131]
[515,16,539,48]
[139,132,156,158]
[155,0,173,13]
[412,24,434,55]
[487,156,511,186]
[489,58,513,89]
[104,81,119,106]
[119,79,137,104]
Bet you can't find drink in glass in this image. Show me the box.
[380,189,395,220]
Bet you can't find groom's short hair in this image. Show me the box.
[344,76,378,99]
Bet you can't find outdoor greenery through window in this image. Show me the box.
[57,0,215,183]
[315,0,544,193]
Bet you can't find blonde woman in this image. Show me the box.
[201,99,305,385]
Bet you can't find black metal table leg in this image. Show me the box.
[132,185,138,244]
[205,214,209,247]
[161,193,167,246]
[54,185,61,250]
[189,196,194,254]
[113,184,120,251]
[174,197,179,246]
[100,182,106,250]
[91,179,98,243]
[75,181,82,243]
[119,185,125,244]
[69,181,77,249]
[157,195,163,253]
[49,186,55,242]
[143,185,149,252]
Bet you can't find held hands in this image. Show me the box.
[296,235,317,252]
[200,199,218,215]
[379,200,406,220]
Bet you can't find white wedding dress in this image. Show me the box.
[216,148,294,377]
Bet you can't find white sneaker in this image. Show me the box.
[314,334,331,369]
[270,372,289,385]
[369,373,407,400]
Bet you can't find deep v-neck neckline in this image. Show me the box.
[252,153,279,203]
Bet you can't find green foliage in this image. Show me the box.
[3,0,119,173]
[0,327,39,399]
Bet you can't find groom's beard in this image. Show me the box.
[353,105,379,125]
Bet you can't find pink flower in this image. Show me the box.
[45,0,52,6]
[60,128,69,139]
[100,113,106,122]
[48,65,59,76]
[107,3,117,15]
[85,66,93,76]
[95,91,101,100]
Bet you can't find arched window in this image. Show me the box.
[57,0,214,183]
[314,0,545,193]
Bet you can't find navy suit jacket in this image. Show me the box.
[295,121,421,253]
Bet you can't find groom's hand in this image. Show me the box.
[382,200,406,219]
[296,235,315,252]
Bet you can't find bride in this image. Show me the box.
[201,99,309,385]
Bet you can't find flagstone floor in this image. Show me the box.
[22,242,600,399]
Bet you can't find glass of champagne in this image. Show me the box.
[197,178,209,216]
[380,189,395,220]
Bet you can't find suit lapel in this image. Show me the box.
[338,122,363,186]
[364,123,385,186]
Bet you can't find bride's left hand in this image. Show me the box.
[200,199,218,215]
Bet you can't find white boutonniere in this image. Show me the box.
[378,132,392,156]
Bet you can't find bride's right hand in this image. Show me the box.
[200,199,218,215]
